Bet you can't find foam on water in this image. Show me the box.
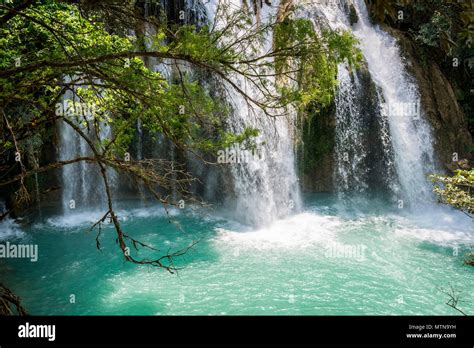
[44,204,182,229]
[0,218,25,241]
[94,202,474,315]
[46,211,107,229]
[0,201,25,241]
[213,205,473,252]
[214,212,342,250]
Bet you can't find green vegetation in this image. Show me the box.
[430,169,473,215]
[430,169,474,265]
[273,15,361,113]
[0,0,359,269]
[366,0,474,137]
[272,6,361,183]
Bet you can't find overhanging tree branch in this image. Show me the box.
[0,0,37,26]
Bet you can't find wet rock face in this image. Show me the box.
[386,27,473,168]
[353,64,398,195]
[300,25,472,193]
[298,102,336,193]
[299,61,396,194]
[349,3,359,26]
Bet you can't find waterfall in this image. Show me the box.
[306,0,436,207]
[57,1,201,216]
[334,65,370,193]
[226,82,302,226]
[57,0,437,219]
[136,118,144,161]
[205,1,302,226]
[351,0,436,206]
[58,120,114,214]
[58,85,116,214]
[334,64,398,199]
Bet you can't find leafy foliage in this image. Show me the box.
[415,10,453,49]
[367,0,474,140]
[273,15,362,112]
[430,169,474,215]
[430,169,474,266]
[0,0,360,269]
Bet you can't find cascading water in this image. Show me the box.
[305,0,436,207]
[334,64,398,199]
[226,86,302,225]
[56,0,438,220]
[205,0,301,226]
[58,85,116,215]
[5,0,474,318]
[334,66,369,193]
[351,0,436,206]
[56,0,302,224]
[0,201,24,241]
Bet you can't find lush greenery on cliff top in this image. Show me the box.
[367,0,474,137]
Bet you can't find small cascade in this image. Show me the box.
[58,85,116,214]
[334,66,370,193]
[334,64,398,199]
[351,0,436,206]
[205,1,302,226]
[136,119,144,162]
[306,0,436,207]
[135,118,148,202]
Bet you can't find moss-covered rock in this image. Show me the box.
[349,3,359,26]
[297,102,336,192]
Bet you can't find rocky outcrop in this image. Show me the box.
[445,158,471,173]
[298,103,336,192]
[349,3,359,26]
[298,61,390,193]
[386,27,473,168]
